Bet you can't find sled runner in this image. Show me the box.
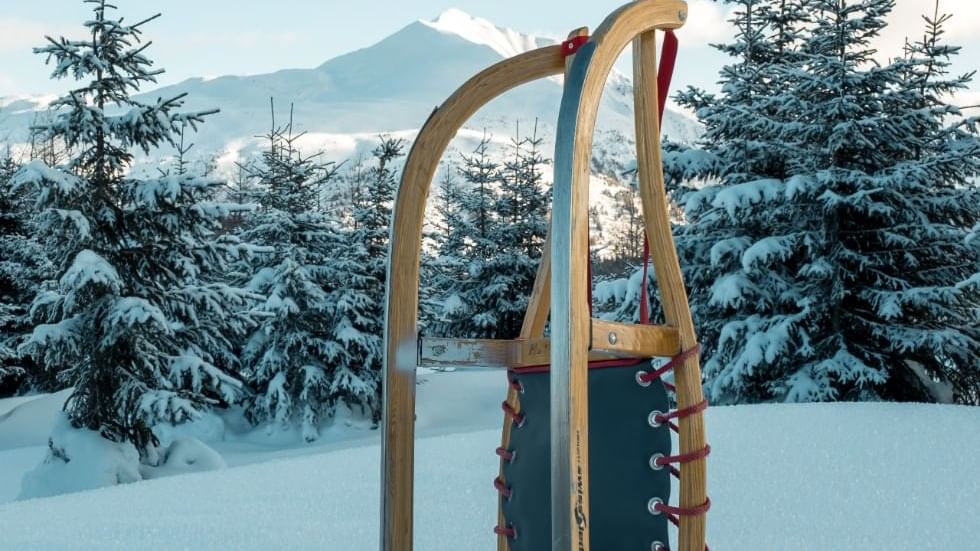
[381,2,708,550]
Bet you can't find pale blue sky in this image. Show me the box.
[1,1,977,106]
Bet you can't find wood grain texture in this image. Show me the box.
[382,46,566,551]
[497,27,589,550]
[548,1,697,550]
[419,329,673,370]
[550,38,595,551]
[589,320,681,358]
[633,27,708,551]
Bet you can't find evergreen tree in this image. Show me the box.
[421,163,468,330]
[353,136,404,278]
[13,1,254,453]
[603,177,644,261]
[330,135,403,423]
[239,105,378,440]
[0,151,36,394]
[665,0,812,403]
[674,0,980,404]
[490,124,550,337]
[429,135,500,337]
[430,129,550,339]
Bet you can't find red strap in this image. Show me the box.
[638,30,679,324]
[657,31,679,121]
[561,35,590,57]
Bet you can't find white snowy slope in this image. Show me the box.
[0,10,701,169]
[1,370,978,550]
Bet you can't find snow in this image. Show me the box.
[1,371,979,549]
[0,389,71,451]
[60,250,121,292]
[142,438,226,479]
[18,413,143,500]
[108,297,171,331]
[421,9,543,60]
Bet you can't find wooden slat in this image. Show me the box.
[633,27,708,551]
[550,31,595,551]
[382,46,566,551]
[498,26,589,551]
[590,319,680,358]
[420,333,672,370]
[548,2,693,550]
[419,337,549,369]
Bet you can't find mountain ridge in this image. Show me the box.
[0,9,701,178]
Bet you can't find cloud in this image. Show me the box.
[0,72,19,96]
[676,0,734,47]
[0,17,77,52]
[873,0,980,59]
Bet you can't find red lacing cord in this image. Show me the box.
[653,443,711,468]
[495,374,526,539]
[493,476,512,499]
[654,496,712,525]
[639,344,702,384]
[652,399,708,427]
[501,401,525,427]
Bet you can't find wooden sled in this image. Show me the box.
[380,1,708,550]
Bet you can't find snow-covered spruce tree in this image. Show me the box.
[601,168,645,263]
[428,130,549,339]
[428,134,501,338]
[240,108,380,439]
[754,0,980,403]
[865,1,980,402]
[0,151,40,395]
[677,0,980,404]
[327,135,403,423]
[13,1,254,453]
[421,163,468,330]
[490,124,550,337]
[668,0,834,403]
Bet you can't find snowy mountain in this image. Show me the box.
[0,9,700,173]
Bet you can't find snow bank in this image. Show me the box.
[142,438,226,479]
[0,389,71,450]
[18,414,142,500]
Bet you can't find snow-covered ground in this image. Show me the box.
[1,370,978,550]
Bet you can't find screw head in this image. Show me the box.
[678,10,688,22]
[608,331,618,345]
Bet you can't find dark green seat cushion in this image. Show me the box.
[500,359,672,550]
